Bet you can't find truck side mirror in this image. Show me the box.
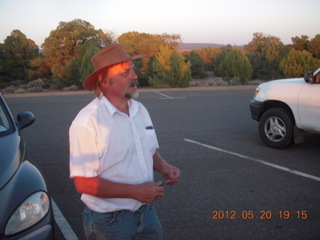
[304,71,314,84]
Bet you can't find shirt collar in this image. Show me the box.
[101,96,140,118]
[128,99,139,118]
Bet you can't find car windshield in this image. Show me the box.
[0,100,14,136]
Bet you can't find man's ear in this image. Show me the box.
[98,81,109,90]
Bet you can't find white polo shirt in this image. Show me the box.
[69,96,159,213]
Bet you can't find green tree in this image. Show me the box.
[149,45,173,88]
[169,51,192,87]
[78,40,100,86]
[213,45,233,77]
[118,31,181,57]
[1,30,39,83]
[291,35,310,51]
[149,45,191,88]
[244,32,287,79]
[195,46,221,71]
[184,51,207,79]
[280,49,320,77]
[41,19,114,87]
[148,58,166,88]
[118,32,182,86]
[309,34,320,58]
[29,54,51,80]
[217,47,253,84]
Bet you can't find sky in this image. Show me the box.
[0,0,319,47]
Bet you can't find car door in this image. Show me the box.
[298,83,320,132]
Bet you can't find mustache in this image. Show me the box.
[129,81,138,87]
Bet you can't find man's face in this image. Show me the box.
[103,61,139,100]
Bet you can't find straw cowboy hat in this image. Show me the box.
[83,44,146,90]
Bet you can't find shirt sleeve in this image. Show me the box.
[69,123,101,178]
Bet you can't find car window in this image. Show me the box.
[315,73,320,84]
[0,102,13,135]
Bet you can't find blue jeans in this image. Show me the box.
[82,203,163,240]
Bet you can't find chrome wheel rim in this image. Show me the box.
[264,116,286,142]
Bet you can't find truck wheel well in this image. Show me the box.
[261,100,295,124]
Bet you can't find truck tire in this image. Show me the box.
[258,108,294,149]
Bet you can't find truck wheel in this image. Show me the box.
[258,108,294,149]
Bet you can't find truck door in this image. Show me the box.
[298,83,320,132]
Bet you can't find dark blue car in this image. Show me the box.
[0,92,54,239]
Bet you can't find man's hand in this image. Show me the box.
[134,181,164,203]
[160,163,180,185]
[153,151,181,185]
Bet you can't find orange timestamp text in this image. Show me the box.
[212,210,308,220]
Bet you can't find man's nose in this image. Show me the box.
[130,70,138,80]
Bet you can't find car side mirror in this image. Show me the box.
[304,71,314,84]
[17,111,35,130]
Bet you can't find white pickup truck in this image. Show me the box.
[250,67,320,148]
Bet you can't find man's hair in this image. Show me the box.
[94,70,109,97]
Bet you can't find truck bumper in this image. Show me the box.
[250,99,263,121]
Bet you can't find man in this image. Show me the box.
[69,44,180,240]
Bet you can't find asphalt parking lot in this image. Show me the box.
[5,87,320,240]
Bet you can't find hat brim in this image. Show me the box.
[83,54,146,90]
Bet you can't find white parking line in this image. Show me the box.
[52,198,79,240]
[184,138,320,182]
[154,91,173,99]
[154,91,186,100]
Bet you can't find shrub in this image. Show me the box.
[229,77,242,85]
[27,79,46,88]
[14,88,26,94]
[63,85,79,91]
[29,87,43,92]
[4,86,15,93]
[190,82,200,87]
[205,80,228,87]
[249,80,264,85]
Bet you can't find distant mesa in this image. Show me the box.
[178,43,225,52]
